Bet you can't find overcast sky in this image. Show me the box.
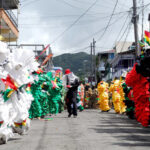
[18,0,150,56]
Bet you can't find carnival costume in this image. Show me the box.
[126,53,150,127]
[119,79,127,113]
[97,81,110,112]
[77,85,84,111]
[109,80,126,114]
[0,42,39,144]
[84,85,92,108]
[122,82,135,119]
[48,77,63,115]
[29,72,47,119]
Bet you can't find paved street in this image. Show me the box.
[1,109,150,150]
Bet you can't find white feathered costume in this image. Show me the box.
[0,42,39,144]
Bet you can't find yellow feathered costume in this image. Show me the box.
[97,81,110,112]
[119,78,126,113]
[109,79,126,114]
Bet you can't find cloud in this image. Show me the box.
[18,0,150,56]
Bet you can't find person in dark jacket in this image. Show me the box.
[64,69,79,118]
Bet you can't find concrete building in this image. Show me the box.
[97,49,115,81]
[110,41,136,79]
[0,0,19,42]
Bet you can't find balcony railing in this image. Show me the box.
[5,9,18,28]
[0,0,18,28]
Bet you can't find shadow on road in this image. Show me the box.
[35,121,48,150]
[90,112,150,147]
[9,137,22,141]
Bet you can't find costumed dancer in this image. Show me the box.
[29,71,60,118]
[122,82,135,119]
[0,42,38,143]
[93,88,99,109]
[0,42,13,144]
[88,87,99,109]
[125,50,150,127]
[29,70,45,119]
[4,47,38,135]
[50,76,63,115]
[55,70,65,113]
[37,72,50,117]
[97,81,110,112]
[121,71,135,119]
[84,83,92,108]
[109,79,122,114]
[77,82,84,111]
[77,84,84,111]
[63,69,79,117]
[119,78,127,114]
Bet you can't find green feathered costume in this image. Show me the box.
[29,72,64,118]
[122,82,135,119]
[29,73,49,118]
[48,76,63,115]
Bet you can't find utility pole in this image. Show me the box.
[141,0,144,39]
[132,0,140,57]
[148,13,150,32]
[90,43,93,85]
[93,38,97,85]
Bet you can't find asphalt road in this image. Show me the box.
[1,109,150,150]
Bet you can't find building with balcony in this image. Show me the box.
[97,49,115,81]
[110,42,136,79]
[0,0,19,42]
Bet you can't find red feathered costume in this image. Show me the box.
[126,63,150,127]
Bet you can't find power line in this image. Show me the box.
[102,0,129,8]
[20,10,129,20]
[70,0,129,9]
[19,11,130,27]
[64,12,127,52]
[120,23,132,53]
[21,0,41,8]
[137,2,150,14]
[115,22,131,49]
[99,12,131,49]
[116,22,132,73]
[78,11,127,45]
[96,0,119,42]
[112,12,131,48]
[69,0,117,9]
[56,0,88,11]
[50,0,99,44]
[56,0,109,14]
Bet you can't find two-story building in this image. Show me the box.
[0,0,19,42]
[110,41,136,79]
[97,49,115,81]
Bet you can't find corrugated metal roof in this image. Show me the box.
[115,41,133,53]
[98,49,115,54]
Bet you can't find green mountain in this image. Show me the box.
[53,52,91,76]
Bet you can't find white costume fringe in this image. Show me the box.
[0,42,39,144]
